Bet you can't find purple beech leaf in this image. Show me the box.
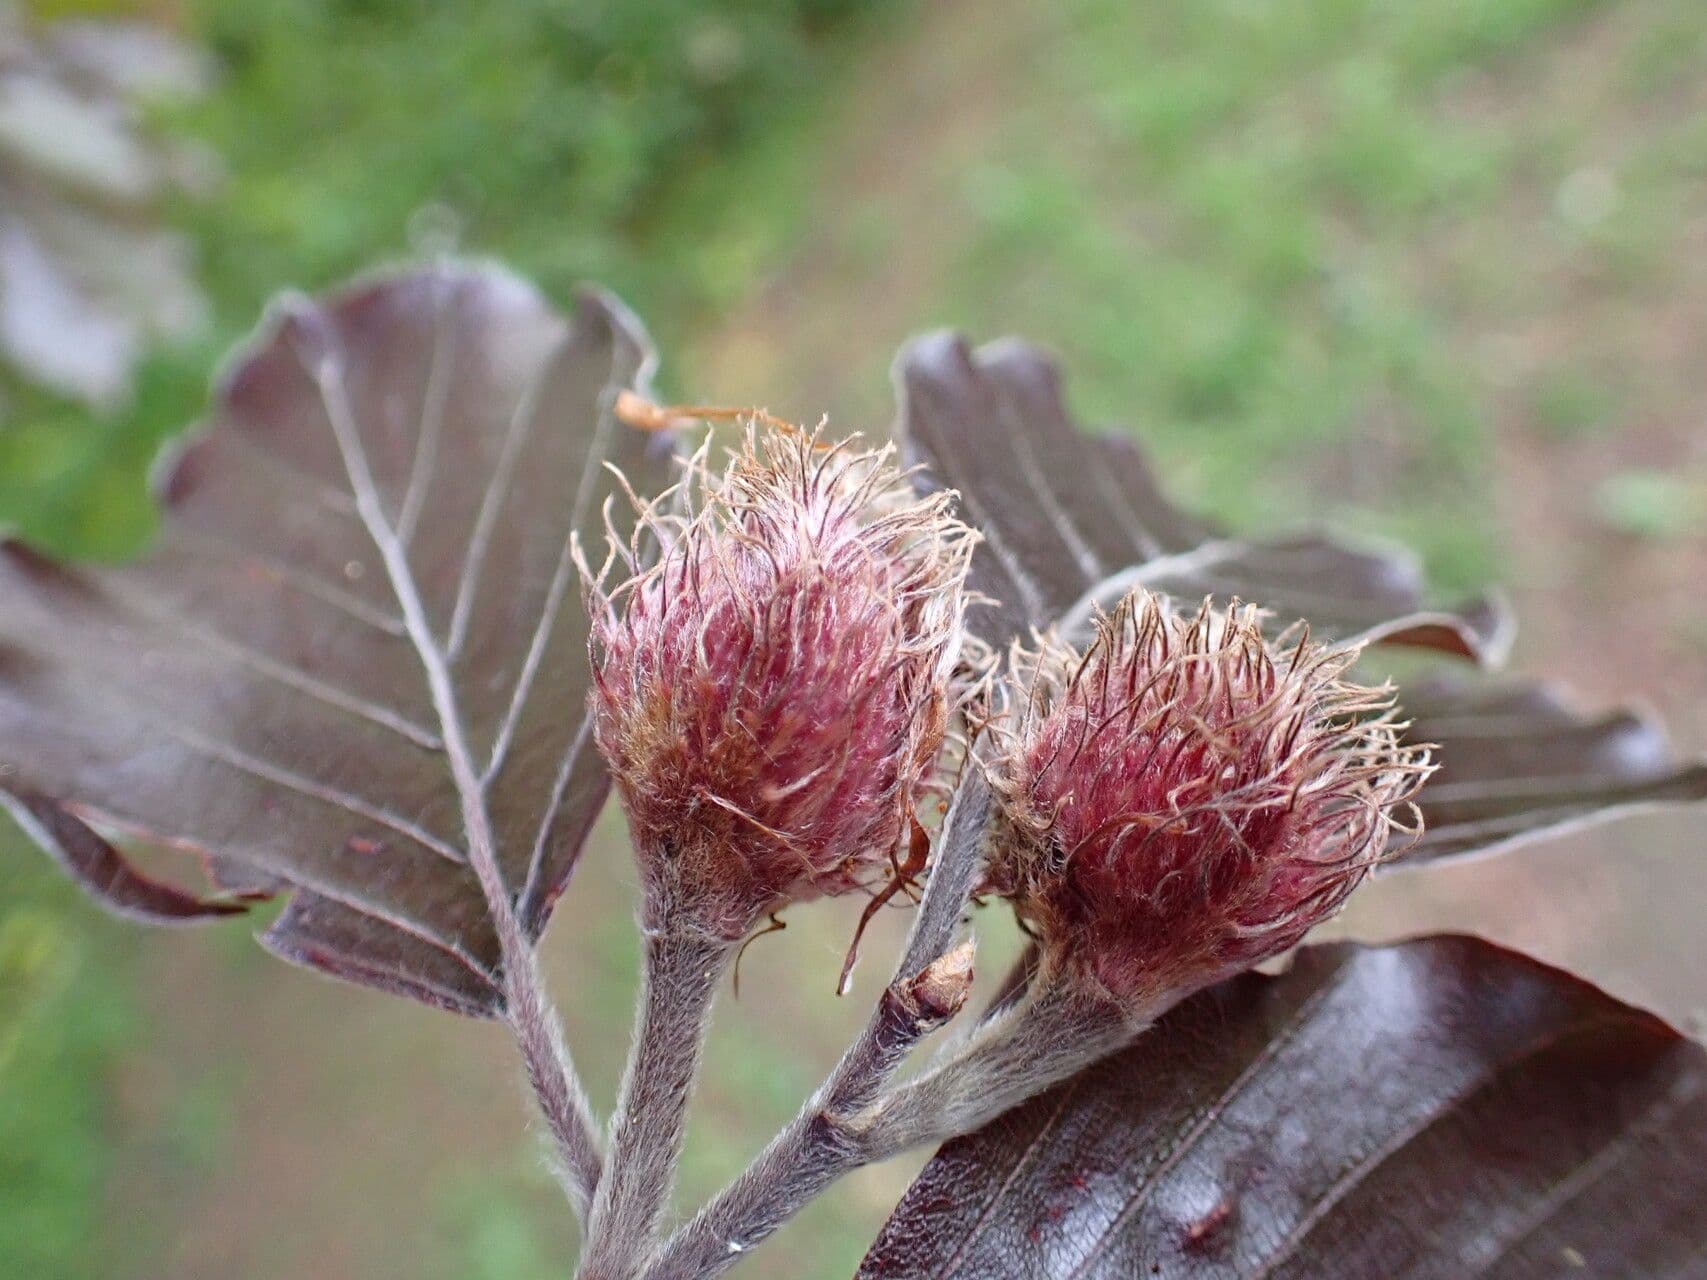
[893,332,1707,863]
[860,936,1707,1279]
[1,790,249,924]
[0,262,676,1016]
[894,332,1512,665]
[1399,677,1707,865]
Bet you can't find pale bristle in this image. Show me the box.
[987,589,1432,1005]
[583,424,977,938]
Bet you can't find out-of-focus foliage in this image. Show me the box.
[1595,468,1706,540]
[0,859,135,1279]
[187,0,878,306]
[931,0,1626,593]
[0,0,889,558]
[0,3,210,410]
[0,906,71,1074]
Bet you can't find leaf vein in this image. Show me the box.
[936,1079,1086,1280]
[1467,1063,1704,1275]
[445,319,571,658]
[398,272,457,548]
[1248,1012,1646,1279]
[154,720,462,863]
[483,339,622,788]
[1062,965,1355,1280]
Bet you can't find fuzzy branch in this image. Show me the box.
[578,922,733,1280]
[640,773,992,1280]
[855,979,1135,1161]
[486,859,605,1221]
[656,940,976,1278]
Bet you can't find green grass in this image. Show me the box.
[913,0,1617,592]
[1595,469,1706,539]
[693,0,1704,599]
[0,859,137,1278]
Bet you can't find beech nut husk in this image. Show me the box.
[986,589,1431,1006]
[584,426,976,938]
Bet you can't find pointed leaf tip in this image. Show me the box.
[893,332,1511,666]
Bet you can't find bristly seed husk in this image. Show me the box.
[581,423,978,941]
[985,588,1432,1007]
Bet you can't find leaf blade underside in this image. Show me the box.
[893,332,1512,666]
[894,332,1706,864]
[1398,677,1707,865]
[0,262,676,1015]
[860,936,1707,1279]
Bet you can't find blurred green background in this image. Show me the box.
[3,0,1704,1276]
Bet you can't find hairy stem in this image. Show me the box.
[641,771,992,1280]
[857,979,1136,1161]
[399,563,604,1220]
[645,942,974,1280]
[579,924,732,1279]
[481,855,604,1220]
[644,972,1129,1280]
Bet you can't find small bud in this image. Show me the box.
[986,590,1430,1008]
[585,427,975,939]
[906,939,976,1024]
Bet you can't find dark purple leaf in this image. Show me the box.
[0,263,675,1015]
[1,791,247,924]
[894,333,1705,864]
[1400,677,1707,864]
[861,936,1707,1279]
[894,332,1510,664]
